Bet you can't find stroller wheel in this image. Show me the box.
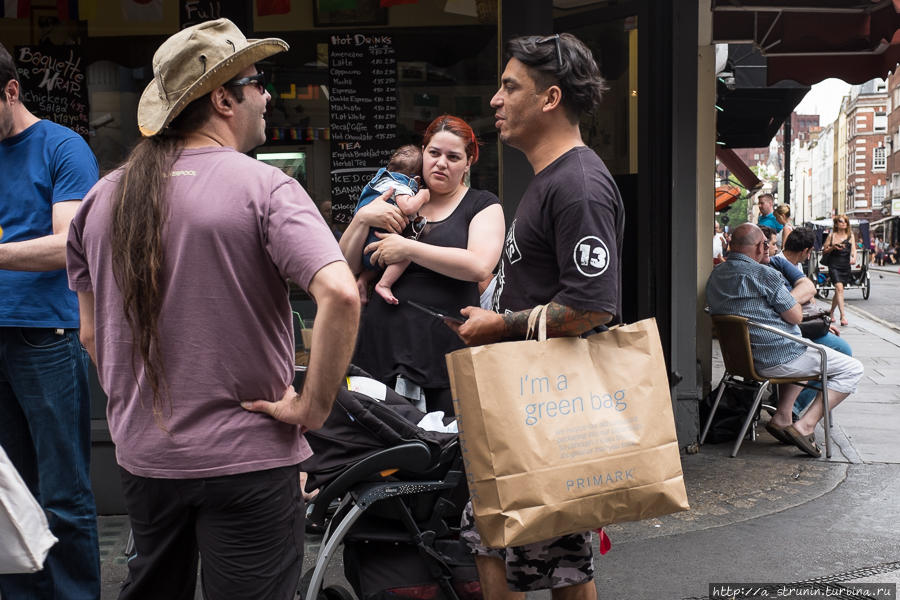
[298,570,356,600]
[322,585,355,600]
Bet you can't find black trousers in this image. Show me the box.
[118,464,304,600]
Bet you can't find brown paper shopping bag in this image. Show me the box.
[446,312,689,548]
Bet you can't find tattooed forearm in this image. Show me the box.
[501,301,613,339]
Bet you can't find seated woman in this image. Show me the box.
[339,115,505,415]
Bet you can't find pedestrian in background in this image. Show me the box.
[66,19,359,599]
[0,42,101,600]
[713,221,727,264]
[822,214,855,327]
[757,193,782,233]
[773,204,793,249]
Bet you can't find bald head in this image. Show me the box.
[730,223,765,255]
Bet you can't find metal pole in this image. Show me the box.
[783,115,792,205]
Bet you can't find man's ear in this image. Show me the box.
[541,84,562,113]
[3,79,19,104]
[209,87,233,116]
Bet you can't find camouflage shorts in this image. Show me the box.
[459,500,594,592]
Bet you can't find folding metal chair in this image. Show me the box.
[701,314,832,458]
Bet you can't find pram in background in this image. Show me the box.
[299,367,481,600]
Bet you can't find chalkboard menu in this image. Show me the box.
[329,33,397,224]
[14,45,89,139]
[180,1,249,30]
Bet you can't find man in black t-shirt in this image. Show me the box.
[454,33,623,600]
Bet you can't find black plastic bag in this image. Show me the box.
[700,384,765,444]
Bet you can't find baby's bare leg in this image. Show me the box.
[375,260,411,305]
[357,269,377,304]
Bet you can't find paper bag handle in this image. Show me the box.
[526,304,549,341]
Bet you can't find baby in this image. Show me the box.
[354,144,429,304]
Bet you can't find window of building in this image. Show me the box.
[874,112,887,132]
[892,172,900,198]
[895,86,900,106]
[873,184,886,206]
[875,80,888,93]
[874,146,886,170]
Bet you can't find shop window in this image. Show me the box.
[563,15,638,177]
[256,25,499,225]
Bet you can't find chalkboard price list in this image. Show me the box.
[329,33,398,224]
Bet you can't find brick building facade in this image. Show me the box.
[842,79,889,219]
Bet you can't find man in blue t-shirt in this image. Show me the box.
[0,43,100,598]
[767,227,854,419]
[757,193,782,232]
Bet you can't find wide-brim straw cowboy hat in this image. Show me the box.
[138,18,288,137]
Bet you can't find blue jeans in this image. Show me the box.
[794,331,853,416]
[0,328,100,599]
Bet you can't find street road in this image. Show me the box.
[823,265,900,328]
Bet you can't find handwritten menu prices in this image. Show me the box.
[14,46,89,139]
[329,33,397,224]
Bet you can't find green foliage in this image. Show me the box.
[716,173,750,229]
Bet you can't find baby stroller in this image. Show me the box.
[806,218,872,300]
[299,367,481,600]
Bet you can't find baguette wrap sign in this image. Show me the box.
[446,317,689,548]
[14,46,89,139]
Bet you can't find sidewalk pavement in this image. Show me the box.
[96,304,900,599]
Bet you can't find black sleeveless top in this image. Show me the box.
[354,188,500,388]
[829,235,852,272]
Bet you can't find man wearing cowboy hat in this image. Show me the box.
[0,42,101,600]
[66,19,360,599]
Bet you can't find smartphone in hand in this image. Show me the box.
[406,300,464,325]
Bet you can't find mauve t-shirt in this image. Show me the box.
[67,147,345,478]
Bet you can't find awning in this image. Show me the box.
[716,83,808,148]
[715,147,763,191]
[713,0,900,85]
[810,218,869,227]
[715,185,742,211]
[869,215,899,226]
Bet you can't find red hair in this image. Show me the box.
[422,115,480,166]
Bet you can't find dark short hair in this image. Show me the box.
[387,144,422,178]
[759,225,775,240]
[784,227,815,252]
[0,43,17,101]
[505,33,607,123]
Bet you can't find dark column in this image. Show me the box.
[783,115,792,204]
[668,0,699,446]
[497,0,552,222]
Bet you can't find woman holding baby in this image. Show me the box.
[339,115,504,415]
